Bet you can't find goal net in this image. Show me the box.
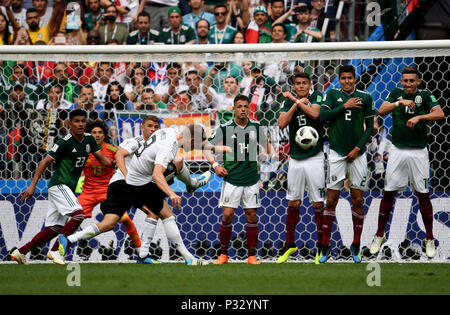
[0,41,449,263]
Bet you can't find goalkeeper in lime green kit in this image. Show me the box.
[318,65,375,263]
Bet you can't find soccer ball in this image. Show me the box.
[295,126,319,150]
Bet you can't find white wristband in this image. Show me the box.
[295,99,301,105]
[212,162,219,169]
[395,101,400,107]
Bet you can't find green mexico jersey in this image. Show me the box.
[321,88,375,156]
[386,88,440,148]
[48,133,100,192]
[209,119,267,186]
[158,25,196,44]
[279,90,324,160]
[208,25,237,44]
[126,29,160,45]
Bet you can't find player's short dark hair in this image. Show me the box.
[294,72,311,83]
[234,94,250,106]
[338,65,356,78]
[69,109,87,121]
[214,4,228,12]
[137,11,150,20]
[142,114,160,127]
[401,66,420,79]
[86,119,110,143]
[271,0,285,6]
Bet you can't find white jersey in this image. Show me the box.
[110,128,179,186]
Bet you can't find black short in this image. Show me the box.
[100,180,166,217]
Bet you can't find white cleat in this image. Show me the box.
[370,234,387,255]
[11,248,27,265]
[187,171,211,193]
[186,258,209,266]
[47,250,66,265]
[425,239,436,259]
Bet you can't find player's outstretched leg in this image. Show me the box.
[120,212,142,252]
[59,223,102,256]
[175,160,211,193]
[277,205,300,264]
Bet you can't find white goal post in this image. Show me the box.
[0,40,449,263]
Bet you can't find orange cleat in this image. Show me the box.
[247,256,261,265]
[213,254,229,265]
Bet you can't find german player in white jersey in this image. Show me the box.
[369,66,445,259]
[58,118,220,264]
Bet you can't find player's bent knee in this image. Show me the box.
[312,202,324,210]
[288,200,301,208]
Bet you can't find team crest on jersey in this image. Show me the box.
[249,130,257,142]
[415,95,422,106]
[86,144,91,154]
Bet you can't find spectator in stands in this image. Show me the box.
[31,0,54,28]
[245,5,272,43]
[106,39,128,86]
[185,69,216,110]
[232,29,245,43]
[22,0,63,44]
[213,75,240,113]
[8,63,39,106]
[159,6,196,44]
[265,23,295,85]
[126,11,160,45]
[71,84,103,114]
[36,83,73,109]
[368,115,391,191]
[124,63,152,104]
[209,4,236,44]
[86,29,100,45]
[172,90,195,111]
[135,87,168,111]
[195,18,210,44]
[154,62,188,105]
[226,0,250,30]
[137,0,177,32]
[13,27,31,45]
[102,0,139,31]
[9,0,28,30]
[182,0,216,31]
[148,62,168,88]
[310,0,330,32]
[0,9,14,45]
[44,62,80,104]
[104,81,134,111]
[83,0,104,32]
[274,4,323,42]
[98,4,129,45]
[204,61,245,94]
[92,62,113,104]
[241,62,279,124]
[268,0,286,24]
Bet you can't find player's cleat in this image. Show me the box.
[58,234,70,257]
[315,250,320,265]
[187,171,211,193]
[276,245,298,264]
[247,256,261,265]
[11,248,27,265]
[186,258,209,266]
[318,245,331,264]
[137,256,164,264]
[47,250,66,265]
[369,234,387,255]
[425,239,436,259]
[213,254,228,265]
[350,243,362,263]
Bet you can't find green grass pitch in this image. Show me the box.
[1,262,449,295]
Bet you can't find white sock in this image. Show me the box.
[67,224,100,243]
[139,217,158,259]
[162,216,195,261]
[176,164,196,189]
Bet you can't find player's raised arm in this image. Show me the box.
[152,164,181,210]
[21,155,54,202]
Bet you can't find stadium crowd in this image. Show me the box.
[0,0,374,181]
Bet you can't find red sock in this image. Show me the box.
[246,221,258,257]
[121,212,141,248]
[19,226,61,255]
[285,206,300,245]
[376,191,396,237]
[51,210,85,251]
[352,210,364,245]
[417,192,434,240]
[314,207,324,246]
[219,219,232,255]
[321,209,335,246]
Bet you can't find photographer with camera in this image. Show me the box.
[98,4,129,44]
